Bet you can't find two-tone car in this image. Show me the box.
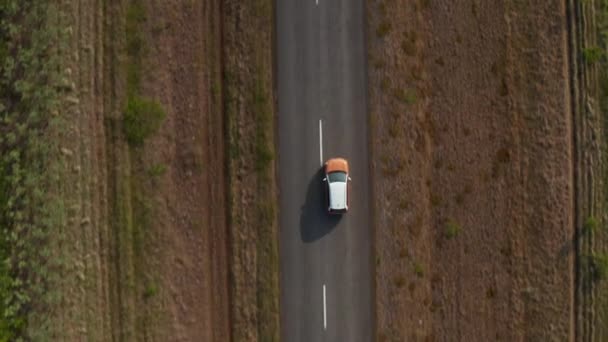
[323,158,351,214]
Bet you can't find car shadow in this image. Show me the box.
[300,167,342,243]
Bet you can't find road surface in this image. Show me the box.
[276,0,373,340]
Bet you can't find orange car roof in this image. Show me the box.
[325,158,349,173]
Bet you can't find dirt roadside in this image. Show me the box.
[222,0,280,341]
[40,0,231,340]
[368,0,576,340]
[0,0,283,340]
[52,0,280,340]
[571,0,608,340]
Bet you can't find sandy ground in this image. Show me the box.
[368,0,576,340]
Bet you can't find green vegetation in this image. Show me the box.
[445,219,461,239]
[583,216,599,235]
[147,163,167,178]
[253,77,275,173]
[588,2,608,336]
[0,1,64,340]
[124,1,165,147]
[588,253,608,283]
[123,96,167,146]
[395,88,417,105]
[253,73,279,342]
[597,0,608,121]
[126,2,146,95]
[224,1,279,339]
[583,46,604,64]
[143,283,158,299]
[102,1,168,337]
[413,261,425,278]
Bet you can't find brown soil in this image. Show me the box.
[571,0,608,340]
[368,0,576,340]
[222,1,280,341]
[50,0,230,340]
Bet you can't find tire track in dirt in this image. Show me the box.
[565,0,584,339]
[100,2,137,339]
[55,0,112,339]
[569,0,606,340]
[70,0,112,339]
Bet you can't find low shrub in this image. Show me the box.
[588,253,608,283]
[582,46,604,64]
[583,216,599,235]
[123,96,166,146]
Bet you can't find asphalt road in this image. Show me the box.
[276,0,373,340]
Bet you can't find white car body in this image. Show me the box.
[328,181,347,212]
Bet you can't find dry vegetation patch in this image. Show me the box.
[223,0,280,340]
[369,0,576,340]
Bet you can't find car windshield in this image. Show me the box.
[327,171,347,183]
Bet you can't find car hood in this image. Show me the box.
[329,181,347,210]
[326,158,349,173]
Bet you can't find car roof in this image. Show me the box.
[325,158,349,173]
[329,181,347,210]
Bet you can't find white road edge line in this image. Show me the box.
[323,284,327,330]
[319,119,323,166]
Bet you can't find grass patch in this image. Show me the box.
[395,88,417,105]
[123,96,167,146]
[112,2,167,336]
[253,71,279,342]
[147,163,167,178]
[583,216,599,235]
[445,219,461,239]
[588,253,608,283]
[223,3,279,339]
[253,77,274,174]
[143,283,158,299]
[583,46,604,64]
[124,2,166,147]
[0,1,65,340]
[413,262,424,278]
[126,2,146,95]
